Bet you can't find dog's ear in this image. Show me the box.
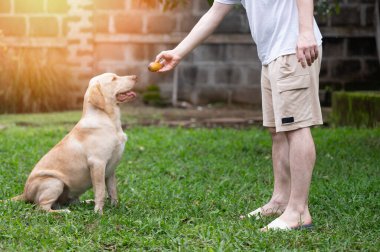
[88,83,105,110]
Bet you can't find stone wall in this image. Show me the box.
[0,0,379,106]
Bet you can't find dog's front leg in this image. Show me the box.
[106,172,118,206]
[90,160,106,215]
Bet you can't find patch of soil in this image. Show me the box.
[121,102,331,128]
[15,121,41,127]
[121,102,263,128]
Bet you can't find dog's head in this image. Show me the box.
[86,73,137,110]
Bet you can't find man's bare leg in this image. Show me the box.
[260,128,291,215]
[246,128,291,218]
[269,127,315,227]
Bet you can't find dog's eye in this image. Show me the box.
[112,76,117,81]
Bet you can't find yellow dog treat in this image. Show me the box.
[148,62,163,72]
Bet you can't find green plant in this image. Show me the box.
[142,84,167,107]
[0,48,77,113]
[331,91,380,128]
[315,0,341,16]
[146,84,160,92]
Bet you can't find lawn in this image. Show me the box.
[0,111,379,251]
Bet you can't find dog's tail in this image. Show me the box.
[1,194,26,203]
[11,194,26,201]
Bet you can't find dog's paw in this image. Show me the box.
[94,205,103,215]
[47,209,71,214]
[60,209,71,214]
[110,198,118,207]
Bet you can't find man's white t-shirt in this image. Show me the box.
[215,0,323,65]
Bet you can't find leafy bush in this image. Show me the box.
[331,91,380,128]
[315,0,341,16]
[0,45,77,113]
[142,84,167,107]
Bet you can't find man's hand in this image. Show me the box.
[296,0,319,68]
[154,50,182,73]
[296,31,318,68]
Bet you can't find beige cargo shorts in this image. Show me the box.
[261,46,323,132]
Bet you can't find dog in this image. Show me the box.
[9,73,137,214]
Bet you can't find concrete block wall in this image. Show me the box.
[318,0,380,95]
[92,0,262,105]
[66,0,95,83]
[0,0,379,106]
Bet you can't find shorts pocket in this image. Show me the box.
[277,74,312,125]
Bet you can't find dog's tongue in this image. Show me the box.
[126,91,136,99]
[117,91,136,102]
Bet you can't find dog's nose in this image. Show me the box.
[130,75,138,81]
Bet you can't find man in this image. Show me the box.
[153,0,323,231]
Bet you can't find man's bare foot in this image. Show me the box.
[260,206,312,231]
[84,199,95,204]
[240,201,287,220]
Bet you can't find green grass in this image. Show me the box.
[0,113,379,251]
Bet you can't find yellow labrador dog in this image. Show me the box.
[11,73,137,214]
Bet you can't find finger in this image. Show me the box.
[314,45,319,60]
[304,48,312,66]
[155,51,166,63]
[305,47,315,66]
[158,64,173,73]
[297,46,306,63]
[301,58,307,68]
[299,54,307,68]
[310,48,316,63]
[297,47,307,68]
[296,46,302,62]
[162,60,179,72]
[158,65,168,72]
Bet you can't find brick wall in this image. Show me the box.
[0,0,379,106]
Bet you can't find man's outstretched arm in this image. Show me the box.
[155,2,234,72]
